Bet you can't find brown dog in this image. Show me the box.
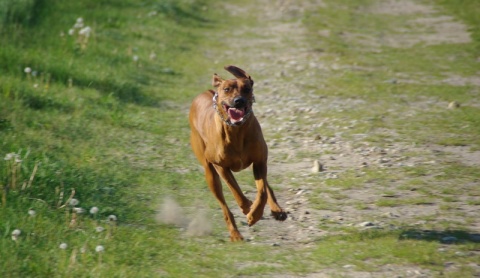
[189,65,287,241]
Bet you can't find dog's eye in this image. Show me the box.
[223,87,230,92]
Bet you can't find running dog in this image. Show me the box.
[189,65,287,241]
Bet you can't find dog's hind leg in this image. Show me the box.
[205,163,244,241]
[213,165,252,215]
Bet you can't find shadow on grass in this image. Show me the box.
[400,229,480,244]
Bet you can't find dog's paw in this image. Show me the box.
[246,211,263,227]
[240,200,253,215]
[271,210,287,221]
[230,230,244,242]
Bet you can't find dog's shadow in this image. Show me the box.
[399,229,480,244]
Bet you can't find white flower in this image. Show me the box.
[74,18,84,29]
[133,55,139,62]
[68,29,75,36]
[79,26,92,38]
[28,209,36,217]
[73,207,85,214]
[4,153,15,161]
[11,229,21,241]
[69,198,79,206]
[24,67,32,74]
[90,207,99,214]
[59,243,68,249]
[107,215,117,222]
[95,245,105,252]
[95,226,105,233]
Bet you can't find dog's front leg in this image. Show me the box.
[248,162,287,226]
[213,165,252,215]
[247,162,269,226]
[204,163,244,241]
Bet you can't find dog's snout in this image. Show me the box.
[233,96,247,108]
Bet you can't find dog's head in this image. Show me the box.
[212,65,255,126]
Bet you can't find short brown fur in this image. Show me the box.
[189,65,287,241]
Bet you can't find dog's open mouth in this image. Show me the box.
[224,105,247,124]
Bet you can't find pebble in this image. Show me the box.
[311,160,323,173]
[448,101,460,109]
[358,221,375,227]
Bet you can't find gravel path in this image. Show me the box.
[194,0,480,276]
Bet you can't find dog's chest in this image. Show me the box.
[206,143,252,171]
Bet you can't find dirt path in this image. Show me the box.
[196,0,479,276]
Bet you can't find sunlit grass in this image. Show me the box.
[1,0,480,276]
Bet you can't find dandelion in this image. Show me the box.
[28,209,36,217]
[133,55,139,62]
[90,206,99,214]
[95,226,105,233]
[59,243,68,249]
[68,29,75,36]
[78,26,91,38]
[73,207,85,214]
[69,198,79,207]
[74,17,84,29]
[149,52,156,60]
[4,153,15,161]
[11,229,21,241]
[96,245,105,264]
[24,67,32,74]
[107,215,117,222]
[95,245,104,253]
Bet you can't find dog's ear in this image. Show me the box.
[224,65,254,86]
[224,65,250,79]
[212,73,223,88]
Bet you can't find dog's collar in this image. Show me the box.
[212,92,255,127]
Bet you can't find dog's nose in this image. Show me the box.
[233,96,247,108]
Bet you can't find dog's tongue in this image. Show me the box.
[228,108,245,122]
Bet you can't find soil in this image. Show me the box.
[166,0,480,276]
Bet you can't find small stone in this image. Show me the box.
[358,221,375,227]
[381,212,398,218]
[311,160,323,173]
[343,264,356,269]
[448,101,460,109]
[296,190,305,195]
[272,243,280,247]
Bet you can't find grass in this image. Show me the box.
[1,0,480,276]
